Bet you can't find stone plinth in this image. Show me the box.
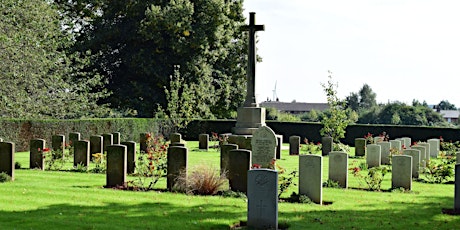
[232,107,266,135]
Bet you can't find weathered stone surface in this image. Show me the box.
[74,140,90,167]
[376,142,391,165]
[102,133,113,154]
[289,136,300,155]
[51,135,65,159]
[220,144,238,174]
[251,126,277,168]
[228,149,251,193]
[90,135,103,161]
[321,136,333,156]
[198,134,209,150]
[247,169,278,230]
[355,138,366,157]
[403,149,421,178]
[69,132,81,147]
[30,139,45,170]
[170,133,182,143]
[329,151,348,188]
[299,154,322,204]
[366,144,381,168]
[427,139,440,158]
[167,146,187,190]
[112,132,121,145]
[121,141,136,174]
[392,155,412,190]
[106,145,127,187]
[0,142,15,180]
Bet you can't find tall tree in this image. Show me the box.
[0,0,108,118]
[358,84,377,109]
[63,0,247,118]
[438,100,456,110]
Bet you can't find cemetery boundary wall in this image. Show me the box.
[1,118,459,151]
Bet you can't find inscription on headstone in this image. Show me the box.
[392,155,412,190]
[299,154,323,204]
[247,169,278,230]
[251,126,277,168]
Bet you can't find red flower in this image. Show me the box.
[251,164,261,169]
[317,142,321,145]
[402,144,406,149]
[43,148,50,152]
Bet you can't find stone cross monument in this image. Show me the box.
[232,12,267,135]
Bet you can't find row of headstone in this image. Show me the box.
[288,135,333,156]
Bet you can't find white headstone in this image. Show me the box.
[427,139,440,158]
[411,145,427,168]
[403,149,421,178]
[247,169,278,229]
[392,155,412,190]
[251,126,277,168]
[299,154,322,204]
[390,140,402,151]
[366,144,381,168]
[376,142,391,165]
[329,151,348,188]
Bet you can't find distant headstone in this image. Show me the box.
[289,136,300,155]
[69,132,81,147]
[390,140,402,151]
[418,142,431,162]
[170,142,185,147]
[121,141,136,174]
[167,146,188,190]
[0,142,15,180]
[247,169,278,230]
[139,133,150,153]
[51,135,65,159]
[411,145,427,168]
[355,138,366,157]
[251,126,277,168]
[400,137,411,149]
[275,135,282,159]
[220,144,238,174]
[102,133,113,153]
[90,135,103,161]
[228,149,251,193]
[198,134,209,150]
[427,139,440,158]
[366,144,381,168]
[376,142,391,165]
[321,136,333,156]
[74,140,90,167]
[403,149,421,178]
[106,145,127,187]
[392,155,412,190]
[30,139,45,170]
[299,154,323,204]
[112,132,121,145]
[455,164,460,211]
[170,133,182,143]
[329,151,348,188]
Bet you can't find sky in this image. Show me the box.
[242,0,460,107]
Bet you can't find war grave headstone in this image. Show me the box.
[427,139,440,158]
[418,142,431,162]
[329,151,348,188]
[275,135,282,159]
[400,137,411,149]
[90,135,103,161]
[198,134,209,150]
[390,140,402,151]
[455,164,460,211]
[366,144,381,168]
[112,132,121,145]
[251,126,277,168]
[411,145,427,168]
[355,138,366,157]
[51,135,65,159]
[0,142,15,180]
[170,133,182,144]
[102,133,113,154]
[30,139,45,170]
[106,145,127,187]
[170,142,185,147]
[69,132,81,147]
[140,132,150,153]
[289,136,300,155]
[228,149,251,193]
[247,169,278,230]
[403,149,421,178]
[392,155,412,190]
[220,144,238,174]
[121,141,136,174]
[299,154,323,204]
[376,142,391,165]
[74,140,90,167]
[373,136,383,143]
[322,136,333,156]
[167,146,188,191]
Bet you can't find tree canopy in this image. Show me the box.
[60,0,248,118]
[0,0,109,118]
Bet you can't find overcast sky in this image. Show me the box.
[243,0,460,107]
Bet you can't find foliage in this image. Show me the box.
[265,107,301,121]
[424,159,454,184]
[89,153,106,173]
[301,138,321,155]
[322,179,341,188]
[72,163,89,173]
[277,164,297,199]
[333,142,351,153]
[129,134,168,190]
[320,72,350,142]
[350,162,389,191]
[0,0,109,119]
[438,100,456,110]
[345,84,377,112]
[0,172,12,183]
[42,147,73,171]
[175,165,227,195]
[61,0,248,118]
[219,190,247,199]
[14,162,21,169]
[288,192,313,204]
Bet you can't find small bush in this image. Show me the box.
[220,190,247,199]
[0,172,12,183]
[289,192,313,204]
[72,163,88,173]
[175,165,227,195]
[323,179,341,188]
[14,162,21,169]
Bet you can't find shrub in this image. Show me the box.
[289,192,313,204]
[0,172,12,183]
[349,162,388,191]
[89,153,106,173]
[424,159,454,184]
[323,179,341,188]
[14,162,21,169]
[175,165,227,195]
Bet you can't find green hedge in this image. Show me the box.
[2,118,459,151]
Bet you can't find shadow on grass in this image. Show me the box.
[0,195,459,229]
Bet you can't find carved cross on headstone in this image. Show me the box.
[242,12,265,107]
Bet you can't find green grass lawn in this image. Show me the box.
[0,141,459,229]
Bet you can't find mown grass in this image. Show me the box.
[0,141,459,229]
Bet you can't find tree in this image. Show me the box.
[61,0,247,118]
[0,0,108,118]
[345,92,360,111]
[358,84,377,110]
[438,100,456,110]
[320,72,349,142]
